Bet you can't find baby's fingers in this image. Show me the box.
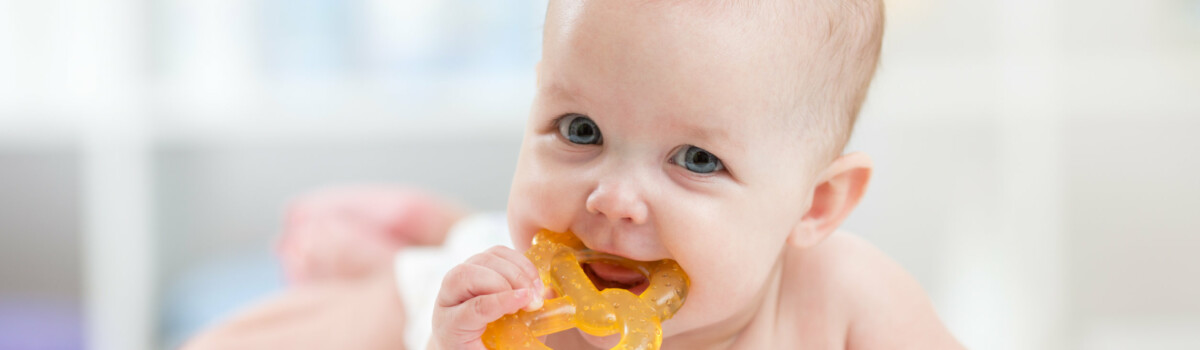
[467,246,544,309]
[463,288,534,327]
[437,263,513,308]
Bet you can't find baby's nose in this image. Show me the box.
[585,182,648,225]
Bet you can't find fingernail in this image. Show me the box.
[525,297,543,311]
[517,288,543,311]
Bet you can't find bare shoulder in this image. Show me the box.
[779,231,962,350]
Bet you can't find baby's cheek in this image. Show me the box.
[509,154,585,240]
[669,232,781,330]
[661,260,761,334]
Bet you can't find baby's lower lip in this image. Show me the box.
[582,261,649,294]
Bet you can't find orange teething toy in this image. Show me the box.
[482,230,689,350]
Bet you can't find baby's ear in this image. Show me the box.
[789,152,873,248]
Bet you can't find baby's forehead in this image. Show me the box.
[550,2,858,111]
[544,0,834,62]
[541,1,827,132]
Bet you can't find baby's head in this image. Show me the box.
[507,0,883,345]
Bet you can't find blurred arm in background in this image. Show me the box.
[184,186,469,349]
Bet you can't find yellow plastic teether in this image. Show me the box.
[482,230,690,350]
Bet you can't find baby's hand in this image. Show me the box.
[432,246,546,350]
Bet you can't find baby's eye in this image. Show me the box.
[671,145,724,174]
[557,114,603,145]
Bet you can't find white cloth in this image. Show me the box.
[395,213,511,350]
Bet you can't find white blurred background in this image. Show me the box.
[0,0,1197,349]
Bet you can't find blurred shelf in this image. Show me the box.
[1,76,533,149]
[2,51,1196,152]
[152,113,527,146]
[149,73,534,146]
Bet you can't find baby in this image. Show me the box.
[184,0,962,349]
[431,0,959,349]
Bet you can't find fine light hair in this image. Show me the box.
[711,0,884,165]
[798,0,885,163]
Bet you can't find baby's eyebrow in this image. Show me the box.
[538,74,590,106]
[672,118,738,153]
[682,125,725,144]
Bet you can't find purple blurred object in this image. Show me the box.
[0,298,83,350]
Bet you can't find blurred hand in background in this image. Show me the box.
[276,186,468,285]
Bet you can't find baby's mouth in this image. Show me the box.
[581,261,649,295]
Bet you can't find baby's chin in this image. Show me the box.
[576,329,622,348]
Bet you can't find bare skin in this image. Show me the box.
[432,1,961,349]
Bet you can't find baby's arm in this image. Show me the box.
[182,269,406,350]
[833,234,963,349]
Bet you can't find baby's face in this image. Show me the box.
[507,0,827,344]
